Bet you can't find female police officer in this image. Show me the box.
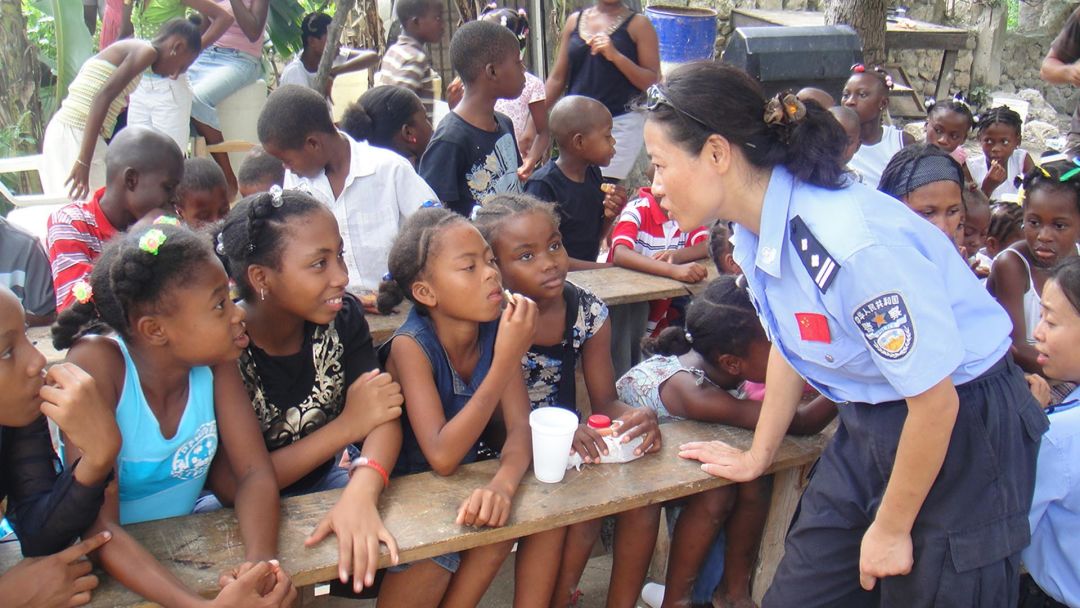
[649,62,1048,606]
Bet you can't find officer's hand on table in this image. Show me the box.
[677,441,768,482]
[858,520,914,591]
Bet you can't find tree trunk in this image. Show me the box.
[825,0,888,66]
[969,1,1006,90]
[0,0,43,150]
[314,0,359,94]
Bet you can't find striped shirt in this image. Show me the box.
[46,188,118,312]
[377,35,436,122]
[609,188,707,259]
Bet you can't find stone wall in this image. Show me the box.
[998,31,1076,116]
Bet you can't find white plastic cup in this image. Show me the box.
[529,407,579,483]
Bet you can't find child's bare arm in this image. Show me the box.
[581,319,660,454]
[612,245,707,283]
[668,241,709,264]
[987,252,1043,373]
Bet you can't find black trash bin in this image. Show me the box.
[722,25,863,101]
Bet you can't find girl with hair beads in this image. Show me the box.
[473,193,662,608]
[51,223,296,607]
[0,284,117,607]
[375,207,538,607]
[989,156,1080,375]
[924,97,975,166]
[968,106,1035,199]
[623,277,835,608]
[342,85,433,168]
[643,61,1044,606]
[41,17,202,201]
[213,189,405,593]
[842,64,914,187]
[878,143,966,242]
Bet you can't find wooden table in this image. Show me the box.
[32,264,720,365]
[730,8,970,101]
[0,419,831,607]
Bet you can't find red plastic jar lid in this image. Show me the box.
[587,414,612,429]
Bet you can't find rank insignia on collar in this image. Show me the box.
[789,216,839,293]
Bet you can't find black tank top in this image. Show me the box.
[566,11,642,117]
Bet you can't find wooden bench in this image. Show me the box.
[31,264,721,365]
[0,420,831,607]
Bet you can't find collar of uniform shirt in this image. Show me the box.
[752,166,795,279]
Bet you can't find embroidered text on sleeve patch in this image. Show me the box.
[852,292,914,360]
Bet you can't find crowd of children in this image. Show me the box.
[7,3,1080,607]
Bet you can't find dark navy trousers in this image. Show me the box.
[763,356,1049,607]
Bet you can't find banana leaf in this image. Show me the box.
[267,0,308,57]
[32,0,93,112]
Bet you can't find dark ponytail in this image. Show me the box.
[153,15,203,54]
[641,275,764,362]
[1050,257,1080,317]
[377,207,468,314]
[636,62,849,190]
[52,224,215,349]
[342,86,425,150]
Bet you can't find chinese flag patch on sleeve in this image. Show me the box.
[795,313,831,343]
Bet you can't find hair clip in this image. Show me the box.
[1016,185,1026,207]
[764,93,807,131]
[684,330,694,345]
[1060,158,1080,182]
[153,215,180,226]
[215,233,226,256]
[851,63,866,73]
[382,272,393,282]
[72,280,94,305]
[269,185,284,208]
[420,200,442,208]
[139,228,167,255]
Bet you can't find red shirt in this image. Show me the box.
[47,188,118,311]
[608,187,706,261]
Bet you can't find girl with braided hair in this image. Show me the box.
[213,188,405,594]
[50,222,295,607]
[622,277,835,608]
[842,63,915,187]
[967,105,1036,199]
[989,156,1080,376]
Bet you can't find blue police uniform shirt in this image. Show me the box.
[730,166,1011,404]
[1022,385,1080,606]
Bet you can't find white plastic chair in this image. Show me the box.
[0,155,68,244]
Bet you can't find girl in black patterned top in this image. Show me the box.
[215,188,405,593]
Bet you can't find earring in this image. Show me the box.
[260,288,266,301]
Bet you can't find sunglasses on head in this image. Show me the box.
[643,84,712,130]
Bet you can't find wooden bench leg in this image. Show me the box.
[934,50,959,103]
[750,463,813,604]
[647,507,671,583]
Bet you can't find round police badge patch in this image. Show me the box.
[852,292,914,360]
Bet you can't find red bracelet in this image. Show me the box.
[349,456,390,488]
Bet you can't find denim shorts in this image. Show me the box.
[387,552,461,574]
[192,445,359,513]
[187,45,261,130]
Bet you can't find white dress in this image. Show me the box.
[967,148,1029,200]
[848,124,906,188]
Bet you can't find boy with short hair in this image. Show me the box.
[378,0,444,123]
[257,85,437,295]
[608,185,708,335]
[47,125,182,311]
[525,95,627,269]
[237,145,286,197]
[175,157,230,229]
[0,216,56,326]
[419,20,525,217]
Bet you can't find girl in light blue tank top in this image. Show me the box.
[111,335,217,524]
[51,223,294,606]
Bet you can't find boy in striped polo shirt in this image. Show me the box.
[46,126,182,311]
[378,0,444,123]
[609,186,710,335]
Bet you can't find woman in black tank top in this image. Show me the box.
[545,0,660,180]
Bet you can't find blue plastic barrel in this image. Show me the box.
[644,5,718,73]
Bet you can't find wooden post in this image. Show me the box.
[313,0,359,95]
[968,1,1005,90]
[750,462,813,603]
